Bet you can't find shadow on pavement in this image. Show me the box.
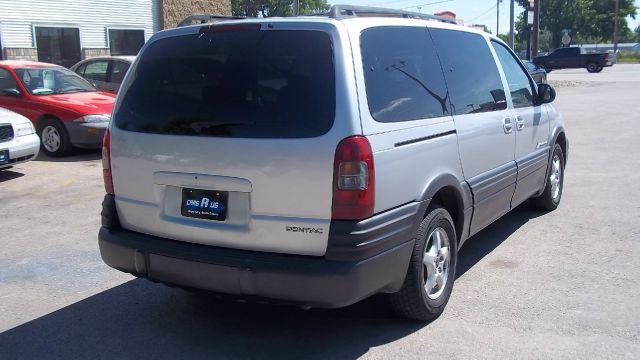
[456,201,545,279]
[35,148,100,163]
[0,280,426,360]
[0,169,24,183]
[0,203,546,360]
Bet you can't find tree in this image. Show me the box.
[497,34,509,43]
[515,0,637,49]
[471,24,492,34]
[232,0,330,17]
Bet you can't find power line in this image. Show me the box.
[468,3,497,23]
[362,0,453,10]
[400,0,454,11]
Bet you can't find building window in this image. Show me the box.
[108,29,144,56]
[34,27,81,68]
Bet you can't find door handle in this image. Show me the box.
[515,116,525,131]
[503,118,513,134]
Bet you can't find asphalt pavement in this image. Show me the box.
[0,64,639,359]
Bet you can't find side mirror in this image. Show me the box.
[1,88,21,97]
[537,83,556,104]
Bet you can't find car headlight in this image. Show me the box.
[74,114,111,123]
[14,121,35,137]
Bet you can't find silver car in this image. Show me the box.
[70,56,134,93]
[98,5,568,320]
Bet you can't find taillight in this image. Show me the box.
[332,136,375,220]
[102,129,114,194]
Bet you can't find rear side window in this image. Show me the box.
[84,61,109,82]
[429,29,506,115]
[114,29,335,138]
[360,26,449,122]
[110,61,130,84]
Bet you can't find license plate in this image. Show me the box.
[0,149,8,165]
[181,188,228,221]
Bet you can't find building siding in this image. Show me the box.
[0,0,154,49]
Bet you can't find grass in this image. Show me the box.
[617,51,640,64]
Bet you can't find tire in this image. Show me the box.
[532,143,564,211]
[389,207,457,321]
[586,62,599,73]
[544,66,552,73]
[594,66,604,73]
[38,118,72,157]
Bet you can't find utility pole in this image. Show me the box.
[509,0,515,48]
[613,0,619,53]
[532,0,540,57]
[496,0,500,36]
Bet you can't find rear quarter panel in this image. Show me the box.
[345,19,465,213]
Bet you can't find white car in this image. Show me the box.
[0,107,39,169]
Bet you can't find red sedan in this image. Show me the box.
[0,61,115,156]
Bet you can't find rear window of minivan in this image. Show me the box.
[114,29,335,138]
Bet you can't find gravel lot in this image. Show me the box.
[1,64,639,359]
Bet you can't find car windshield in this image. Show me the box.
[15,67,96,95]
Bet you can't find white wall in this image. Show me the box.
[0,0,155,48]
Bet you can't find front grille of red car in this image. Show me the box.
[0,125,14,142]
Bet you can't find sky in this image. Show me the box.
[328,0,640,36]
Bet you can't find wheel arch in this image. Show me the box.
[35,114,63,131]
[555,131,568,165]
[536,127,568,197]
[419,174,471,246]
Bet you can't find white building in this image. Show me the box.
[0,0,230,67]
[571,43,640,53]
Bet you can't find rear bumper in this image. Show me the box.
[64,121,107,149]
[99,195,424,308]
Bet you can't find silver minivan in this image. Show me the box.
[99,6,568,320]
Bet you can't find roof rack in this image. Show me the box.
[177,14,247,27]
[327,4,457,24]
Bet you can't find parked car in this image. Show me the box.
[98,5,568,321]
[523,60,547,84]
[533,47,613,73]
[0,61,115,156]
[70,56,135,94]
[0,107,40,169]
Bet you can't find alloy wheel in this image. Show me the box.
[550,154,562,201]
[423,227,451,300]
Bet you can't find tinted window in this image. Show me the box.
[491,41,534,108]
[110,61,130,84]
[115,30,335,138]
[0,68,19,94]
[360,26,449,122]
[74,63,87,76]
[109,29,145,56]
[430,29,506,115]
[84,61,109,82]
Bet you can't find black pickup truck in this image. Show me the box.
[533,47,614,73]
